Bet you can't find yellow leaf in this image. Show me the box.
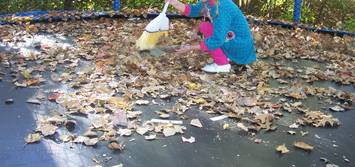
[256,82,270,95]
[25,133,41,144]
[21,70,31,80]
[108,97,129,109]
[276,144,290,154]
[223,123,230,130]
[193,98,206,104]
[186,82,201,90]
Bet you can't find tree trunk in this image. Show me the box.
[64,0,73,10]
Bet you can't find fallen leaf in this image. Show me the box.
[118,129,132,136]
[135,100,149,105]
[294,141,314,151]
[329,106,345,112]
[108,97,129,109]
[237,123,249,132]
[26,98,41,105]
[326,164,339,167]
[190,119,203,128]
[289,123,299,129]
[92,118,106,129]
[59,135,74,142]
[193,98,207,104]
[144,134,157,140]
[48,93,62,102]
[25,133,41,144]
[210,115,228,121]
[111,164,123,167]
[223,123,230,130]
[159,113,170,119]
[276,144,290,154]
[127,111,142,119]
[300,131,309,136]
[254,139,262,144]
[163,127,176,137]
[343,156,350,163]
[84,138,99,146]
[25,78,40,86]
[21,70,31,79]
[73,136,88,143]
[255,113,273,129]
[182,136,196,143]
[287,131,296,135]
[186,82,200,90]
[255,114,273,124]
[287,91,306,100]
[37,123,58,136]
[112,110,128,127]
[136,127,149,135]
[303,111,340,127]
[84,130,99,138]
[108,141,124,151]
[14,82,27,88]
[159,94,171,99]
[241,97,257,107]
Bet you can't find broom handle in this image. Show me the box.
[162,2,170,14]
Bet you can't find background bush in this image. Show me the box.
[0,0,354,32]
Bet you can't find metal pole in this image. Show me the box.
[293,0,302,23]
[113,0,120,11]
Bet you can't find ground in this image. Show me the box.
[0,17,354,167]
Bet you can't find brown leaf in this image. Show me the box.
[25,78,40,86]
[255,113,274,129]
[237,123,249,132]
[294,141,314,151]
[48,93,62,102]
[241,97,257,107]
[108,141,124,151]
[302,111,340,127]
[190,119,203,128]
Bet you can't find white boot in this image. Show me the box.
[201,63,231,73]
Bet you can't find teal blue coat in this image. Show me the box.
[186,0,257,64]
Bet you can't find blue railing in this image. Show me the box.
[0,0,354,37]
[293,0,302,23]
[113,0,120,11]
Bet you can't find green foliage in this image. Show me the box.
[0,0,354,32]
[343,19,355,32]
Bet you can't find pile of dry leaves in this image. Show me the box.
[1,16,354,156]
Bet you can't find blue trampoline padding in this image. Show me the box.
[15,10,49,16]
[0,11,354,37]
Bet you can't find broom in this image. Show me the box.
[136,2,170,51]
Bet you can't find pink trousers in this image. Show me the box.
[199,22,229,65]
